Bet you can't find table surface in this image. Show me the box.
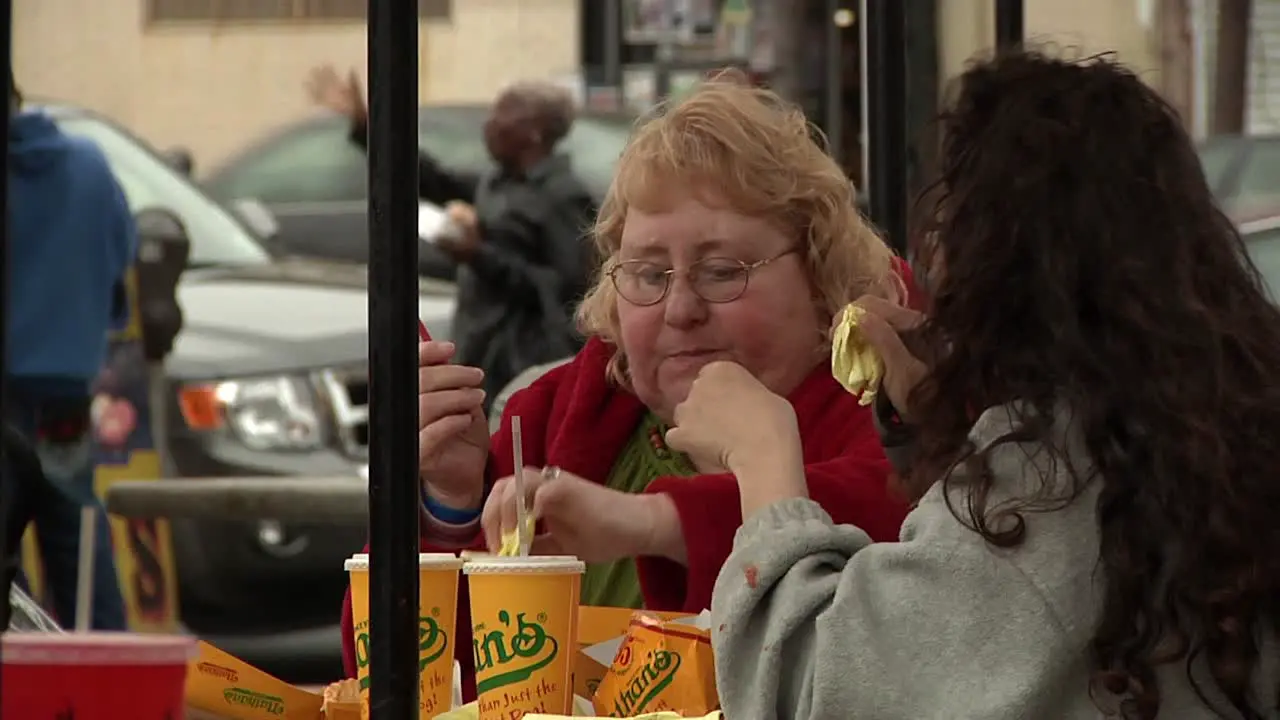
[105,477,369,523]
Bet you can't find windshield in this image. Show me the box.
[1244,226,1280,301]
[1197,140,1238,199]
[55,113,271,267]
[560,116,633,195]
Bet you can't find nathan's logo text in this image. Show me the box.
[473,610,559,694]
[611,649,681,717]
[419,608,449,670]
[354,619,372,691]
[356,614,449,690]
[196,662,239,683]
[223,688,285,716]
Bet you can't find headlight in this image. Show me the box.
[179,375,325,452]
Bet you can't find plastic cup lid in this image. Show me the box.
[419,553,464,570]
[345,553,462,571]
[462,555,585,575]
[0,633,196,666]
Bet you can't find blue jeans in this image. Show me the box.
[6,390,127,630]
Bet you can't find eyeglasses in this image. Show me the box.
[608,249,798,306]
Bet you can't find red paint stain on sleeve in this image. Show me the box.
[744,564,759,589]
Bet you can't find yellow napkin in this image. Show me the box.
[831,305,883,407]
[497,515,537,556]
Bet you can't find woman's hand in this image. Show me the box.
[849,295,928,419]
[305,65,367,123]
[417,341,489,511]
[482,467,684,564]
[665,362,808,517]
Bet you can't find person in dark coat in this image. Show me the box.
[307,68,596,406]
[6,73,131,630]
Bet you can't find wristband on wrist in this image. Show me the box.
[421,485,482,524]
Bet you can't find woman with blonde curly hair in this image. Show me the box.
[340,76,914,698]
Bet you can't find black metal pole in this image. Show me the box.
[995,0,1024,49]
[366,0,420,717]
[864,0,909,254]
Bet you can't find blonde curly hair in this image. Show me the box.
[576,75,897,384]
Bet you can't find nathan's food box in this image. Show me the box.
[576,606,691,648]
[584,612,718,717]
[185,641,326,719]
[575,607,696,700]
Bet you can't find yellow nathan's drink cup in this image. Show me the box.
[463,555,585,720]
[345,553,372,713]
[416,552,464,719]
[346,552,464,720]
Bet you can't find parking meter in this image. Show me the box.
[132,208,190,362]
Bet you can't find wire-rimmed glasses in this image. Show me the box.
[608,249,797,306]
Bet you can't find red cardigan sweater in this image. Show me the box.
[339,337,911,700]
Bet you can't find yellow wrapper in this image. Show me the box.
[592,614,718,718]
[184,640,325,719]
[497,515,537,556]
[831,304,883,406]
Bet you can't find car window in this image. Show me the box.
[1245,225,1280,301]
[56,114,271,267]
[1234,139,1280,209]
[207,120,368,205]
[561,117,631,197]
[1197,141,1239,198]
[418,111,491,172]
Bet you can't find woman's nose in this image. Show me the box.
[663,276,709,328]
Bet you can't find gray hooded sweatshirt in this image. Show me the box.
[711,403,1278,719]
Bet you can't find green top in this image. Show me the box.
[579,413,698,608]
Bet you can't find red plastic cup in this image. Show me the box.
[1,632,196,719]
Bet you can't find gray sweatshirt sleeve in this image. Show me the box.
[710,495,1077,720]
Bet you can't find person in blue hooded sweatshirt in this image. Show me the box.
[6,74,132,629]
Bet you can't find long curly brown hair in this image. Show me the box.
[903,50,1280,718]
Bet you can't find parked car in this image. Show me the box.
[45,104,457,682]
[1197,134,1280,210]
[201,106,634,279]
[1235,205,1280,299]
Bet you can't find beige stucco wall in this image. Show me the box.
[14,0,580,170]
[15,0,1160,170]
[939,0,1162,90]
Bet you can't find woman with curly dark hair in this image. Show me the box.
[665,50,1280,719]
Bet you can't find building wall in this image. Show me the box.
[14,0,580,170]
[938,0,1162,90]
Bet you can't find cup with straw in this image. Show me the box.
[1,504,196,718]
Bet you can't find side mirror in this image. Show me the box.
[230,198,280,241]
[133,208,192,362]
[162,147,194,177]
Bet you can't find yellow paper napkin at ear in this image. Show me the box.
[831,305,883,407]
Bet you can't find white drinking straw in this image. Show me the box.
[75,505,96,632]
[511,416,527,556]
